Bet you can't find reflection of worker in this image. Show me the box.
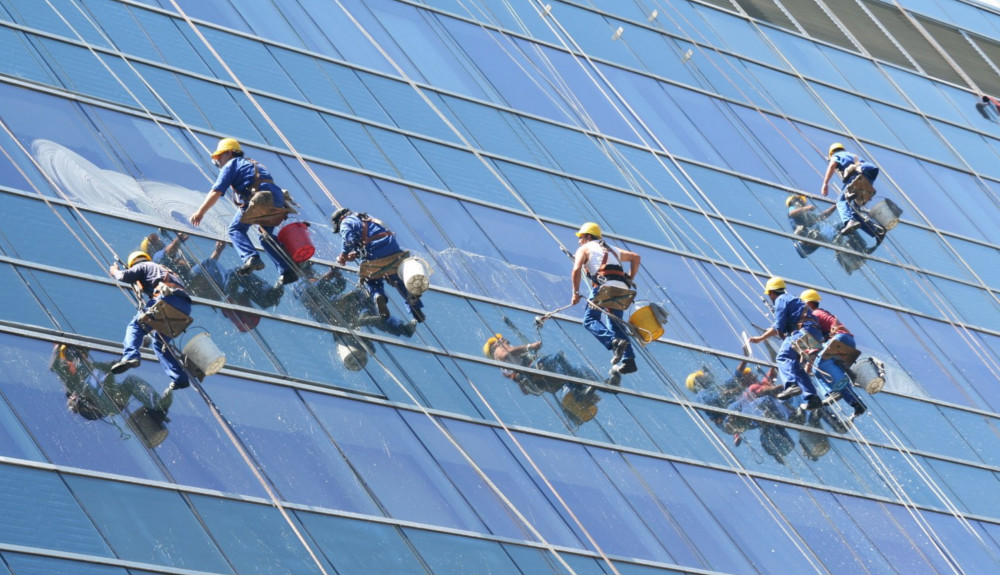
[800,290,867,419]
[570,222,640,380]
[786,195,835,257]
[820,142,885,241]
[483,334,594,395]
[50,344,172,446]
[189,138,297,286]
[108,251,191,390]
[484,334,601,425]
[294,264,417,338]
[187,240,283,308]
[332,208,425,324]
[748,277,823,411]
[141,232,191,280]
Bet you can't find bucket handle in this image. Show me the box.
[405,255,433,277]
[178,325,212,348]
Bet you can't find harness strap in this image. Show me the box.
[231,159,275,207]
[361,217,392,245]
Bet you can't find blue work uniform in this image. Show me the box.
[830,151,881,238]
[211,156,292,273]
[811,308,865,412]
[115,262,191,387]
[772,293,822,400]
[339,213,424,321]
[293,276,415,338]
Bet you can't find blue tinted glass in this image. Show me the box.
[404,528,520,573]
[0,464,111,555]
[298,512,425,573]
[191,495,329,574]
[0,27,57,85]
[65,475,231,571]
[207,379,381,513]
[819,46,906,106]
[0,554,121,575]
[308,396,486,530]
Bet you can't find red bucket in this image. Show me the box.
[277,222,315,263]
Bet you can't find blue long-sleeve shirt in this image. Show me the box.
[339,214,402,261]
[772,293,814,337]
[211,156,282,207]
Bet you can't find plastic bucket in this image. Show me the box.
[398,257,432,296]
[849,357,885,394]
[338,342,368,371]
[868,198,903,230]
[276,222,315,263]
[182,332,226,376]
[629,303,668,343]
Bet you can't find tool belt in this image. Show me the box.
[236,161,296,226]
[139,299,193,338]
[842,164,876,206]
[790,330,822,358]
[821,338,861,368]
[592,282,636,311]
[359,250,409,280]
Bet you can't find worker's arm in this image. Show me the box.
[570,246,586,305]
[748,327,778,344]
[619,249,640,281]
[820,160,837,197]
[190,191,222,226]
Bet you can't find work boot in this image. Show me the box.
[236,255,265,276]
[401,320,418,337]
[611,338,629,365]
[851,404,867,419]
[776,385,802,400]
[356,314,383,327]
[733,433,743,447]
[410,306,426,323]
[169,379,190,390]
[374,293,390,319]
[840,220,862,236]
[801,395,823,411]
[605,369,622,391]
[110,357,140,374]
[276,269,298,286]
[613,358,638,375]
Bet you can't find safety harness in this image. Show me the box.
[236,160,294,226]
[137,263,192,338]
[354,214,410,280]
[588,241,636,311]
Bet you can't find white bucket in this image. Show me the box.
[850,357,884,394]
[398,257,432,296]
[338,342,368,371]
[182,332,226,376]
[868,198,903,230]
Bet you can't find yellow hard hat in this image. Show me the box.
[785,194,806,207]
[764,277,786,294]
[800,289,821,303]
[483,334,503,357]
[139,234,163,255]
[127,251,151,267]
[685,370,706,391]
[211,137,242,159]
[828,142,845,157]
[575,222,602,239]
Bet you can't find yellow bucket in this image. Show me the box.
[629,303,667,343]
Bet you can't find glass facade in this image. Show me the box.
[1,0,1000,572]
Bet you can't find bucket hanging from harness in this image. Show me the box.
[590,244,635,311]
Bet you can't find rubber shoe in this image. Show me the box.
[605,369,622,391]
[374,294,390,319]
[776,385,802,400]
[614,358,638,375]
[733,433,743,447]
[840,220,862,235]
[410,307,426,324]
[401,320,418,337]
[801,396,823,411]
[236,255,265,276]
[852,404,867,419]
[611,338,629,365]
[276,269,298,286]
[170,379,190,390]
[110,357,140,374]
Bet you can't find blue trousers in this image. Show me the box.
[815,334,865,409]
[228,203,291,274]
[122,294,191,386]
[364,273,423,319]
[839,165,881,238]
[777,326,822,399]
[584,290,634,362]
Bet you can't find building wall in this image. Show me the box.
[0,0,999,572]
